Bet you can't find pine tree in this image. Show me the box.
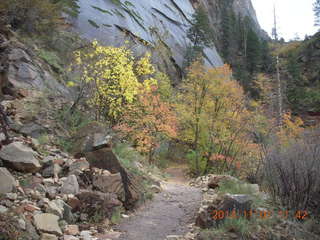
[246,28,261,74]
[187,6,214,48]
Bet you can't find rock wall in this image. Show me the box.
[71,0,266,79]
[71,0,223,80]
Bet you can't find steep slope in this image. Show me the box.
[72,0,222,80]
[71,0,265,79]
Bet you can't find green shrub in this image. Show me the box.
[186,150,207,176]
[218,180,256,195]
[38,49,63,73]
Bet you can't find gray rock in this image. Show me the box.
[8,48,31,62]
[5,192,17,200]
[0,142,41,173]
[18,218,26,230]
[80,231,92,240]
[25,219,40,240]
[61,175,79,195]
[41,233,58,240]
[68,158,89,175]
[42,164,62,178]
[0,205,8,213]
[0,167,17,194]
[33,213,62,236]
[20,122,47,138]
[92,133,112,150]
[54,199,75,223]
[46,200,64,219]
[46,186,58,199]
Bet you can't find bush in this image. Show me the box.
[264,130,320,215]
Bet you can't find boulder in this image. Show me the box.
[0,167,17,194]
[0,142,41,173]
[71,122,143,209]
[0,205,8,213]
[68,158,89,175]
[46,200,64,219]
[76,190,122,220]
[42,163,62,178]
[33,213,62,236]
[195,193,253,229]
[218,194,253,215]
[20,122,47,138]
[93,173,125,200]
[61,175,79,195]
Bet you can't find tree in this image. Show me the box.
[184,6,214,70]
[73,40,156,123]
[246,28,261,74]
[114,86,178,163]
[314,0,320,27]
[178,62,261,176]
[187,6,214,48]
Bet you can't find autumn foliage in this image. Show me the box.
[114,86,177,163]
[178,61,261,176]
[73,41,156,122]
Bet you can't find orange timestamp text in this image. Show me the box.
[211,209,309,220]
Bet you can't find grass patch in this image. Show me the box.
[37,49,63,73]
[200,217,251,239]
[217,180,256,195]
[114,143,144,176]
[110,207,122,224]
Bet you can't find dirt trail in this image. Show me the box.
[116,166,201,240]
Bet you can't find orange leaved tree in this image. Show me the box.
[114,86,178,163]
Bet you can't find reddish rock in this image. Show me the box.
[67,196,81,211]
[24,204,40,212]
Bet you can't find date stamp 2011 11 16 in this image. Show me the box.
[211,209,309,220]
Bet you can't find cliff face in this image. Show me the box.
[71,0,265,78]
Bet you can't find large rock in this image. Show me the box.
[33,213,62,236]
[93,172,125,201]
[0,142,41,173]
[61,175,79,195]
[195,193,253,229]
[76,190,122,220]
[20,122,47,138]
[72,122,143,209]
[0,167,17,194]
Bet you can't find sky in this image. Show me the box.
[251,0,318,41]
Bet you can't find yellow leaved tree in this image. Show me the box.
[72,40,156,123]
[177,61,261,176]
